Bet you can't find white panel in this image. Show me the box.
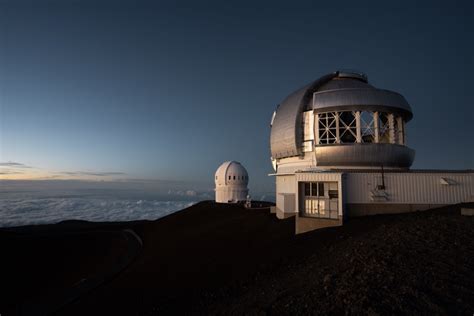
[276,175,296,212]
[276,175,296,193]
[303,111,314,141]
[302,140,313,152]
[345,172,474,204]
[295,172,342,183]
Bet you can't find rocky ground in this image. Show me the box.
[195,206,474,315]
[0,202,472,315]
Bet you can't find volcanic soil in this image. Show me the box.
[0,201,473,315]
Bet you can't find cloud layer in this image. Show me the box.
[0,162,31,168]
[0,161,127,180]
[59,171,127,177]
[0,196,196,228]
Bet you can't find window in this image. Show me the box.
[228,176,231,180]
[318,112,338,144]
[377,112,390,143]
[301,181,339,219]
[318,182,324,196]
[339,111,357,143]
[304,182,325,197]
[316,110,405,145]
[233,176,235,180]
[316,111,358,144]
[360,111,375,143]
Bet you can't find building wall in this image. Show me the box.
[275,171,473,224]
[346,203,446,217]
[275,175,297,215]
[215,186,249,203]
[345,172,474,204]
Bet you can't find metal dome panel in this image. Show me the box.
[312,88,413,120]
[314,144,415,168]
[317,78,374,92]
[270,72,338,159]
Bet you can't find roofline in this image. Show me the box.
[271,169,473,175]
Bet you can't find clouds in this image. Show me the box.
[0,178,204,227]
[0,161,127,180]
[0,179,212,203]
[0,196,196,228]
[0,161,32,168]
[59,171,127,177]
[0,170,24,175]
[0,161,33,178]
[167,189,212,199]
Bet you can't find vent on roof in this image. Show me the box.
[336,70,368,82]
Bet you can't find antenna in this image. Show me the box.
[380,164,386,190]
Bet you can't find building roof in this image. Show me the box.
[215,161,249,186]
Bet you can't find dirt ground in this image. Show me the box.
[0,201,472,315]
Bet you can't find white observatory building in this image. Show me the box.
[270,70,473,233]
[215,161,249,203]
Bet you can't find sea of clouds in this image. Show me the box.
[0,180,209,227]
[0,179,276,228]
[0,197,197,227]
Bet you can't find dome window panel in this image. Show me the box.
[316,111,360,145]
[315,111,407,145]
[318,112,338,144]
[339,111,357,143]
[377,112,391,143]
[396,116,405,145]
[360,111,375,143]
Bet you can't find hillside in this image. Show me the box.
[0,201,472,315]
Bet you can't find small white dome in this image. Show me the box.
[215,161,249,186]
[214,161,249,203]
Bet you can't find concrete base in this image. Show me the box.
[276,207,296,219]
[270,206,276,214]
[461,208,474,216]
[347,203,448,217]
[296,215,343,234]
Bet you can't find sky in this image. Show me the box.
[0,0,473,196]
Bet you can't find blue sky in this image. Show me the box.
[0,0,472,196]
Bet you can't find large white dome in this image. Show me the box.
[214,161,249,203]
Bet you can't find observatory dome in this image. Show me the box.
[270,70,415,171]
[214,161,249,203]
